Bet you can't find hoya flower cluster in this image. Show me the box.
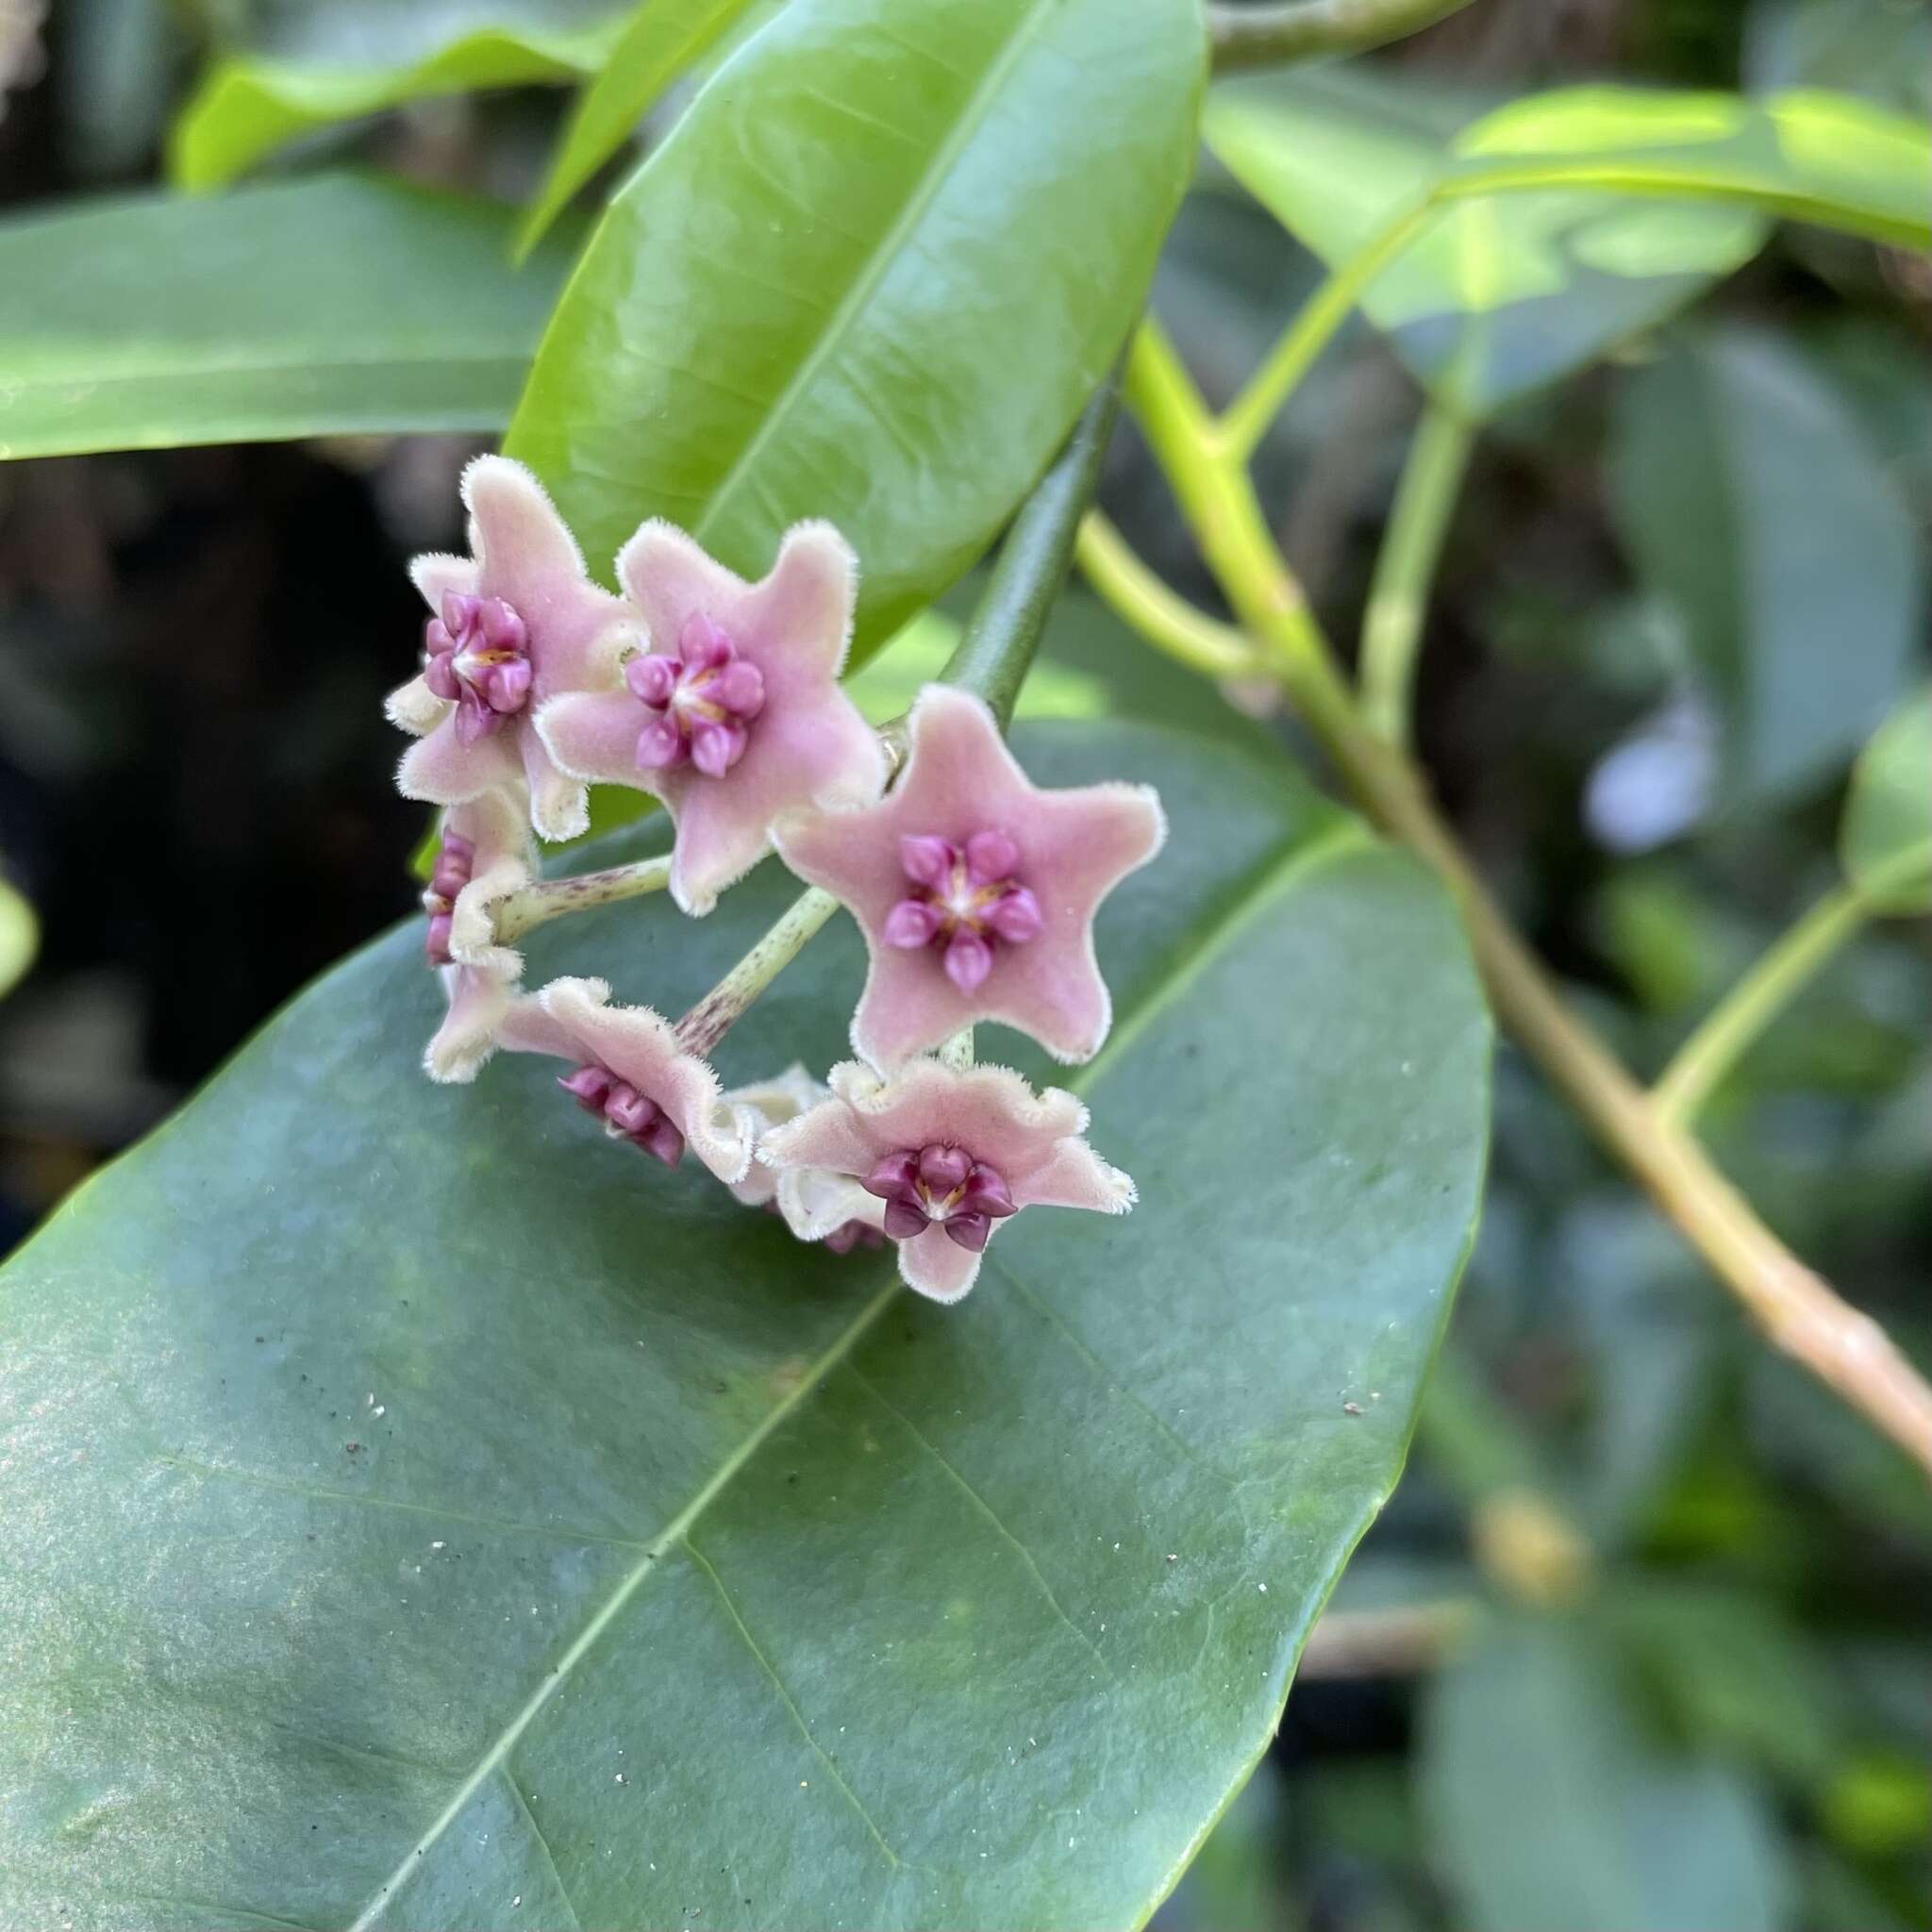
[388,458,1165,1302]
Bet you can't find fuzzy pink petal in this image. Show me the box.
[667,687,884,915]
[538,977,754,1183]
[1016,1139,1137,1216]
[741,522,858,683]
[888,684,1037,830]
[443,791,534,977]
[846,956,980,1074]
[385,673,447,737]
[519,725,591,842]
[425,964,512,1084]
[396,715,523,807]
[408,551,480,610]
[464,457,587,608]
[895,1225,984,1303]
[496,992,581,1060]
[614,520,755,656]
[759,1076,890,1177]
[536,690,664,791]
[461,458,639,693]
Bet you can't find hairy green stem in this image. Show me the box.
[1124,316,1932,1476]
[1207,0,1474,72]
[492,854,673,942]
[676,886,841,1058]
[1360,402,1473,746]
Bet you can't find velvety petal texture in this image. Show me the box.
[759,1058,1133,1303]
[422,789,536,1085]
[718,1063,829,1208]
[388,457,639,841]
[537,520,885,915]
[498,975,756,1184]
[774,684,1165,1068]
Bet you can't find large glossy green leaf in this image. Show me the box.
[1840,689,1932,914]
[1421,1613,1796,1932]
[505,0,1205,659]
[513,0,766,259]
[1607,327,1922,807]
[0,175,577,460]
[0,720,1490,1930]
[1203,73,1769,418]
[170,1,631,190]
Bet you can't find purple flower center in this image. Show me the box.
[882,831,1042,996]
[625,612,766,779]
[558,1063,686,1168]
[861,1142,1018,1253]
[422,827,475,967]
[424,593,533,747]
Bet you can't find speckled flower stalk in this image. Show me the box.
[759,1058,1134,1302]
[422,789,536,1084]
[774,684,1165,1069]
[498,976,758,1182]
[537,521,885,914]
[386,457,640,841]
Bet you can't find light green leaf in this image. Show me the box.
[1421,1614,1797,1932]
[0,868,36,1000]
[514,0,765,259]
[169,1,631,191]
[1204,73,1771,418]
[0,174,578,460]
[505,0,1205,662]
[0,720,1491,1930]
[1608,327,1922,807]
[1840,689,1932,913]
[1450,86,1931,248]
[846,608,1110,728]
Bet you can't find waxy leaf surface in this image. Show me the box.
[0,721,1490,1930]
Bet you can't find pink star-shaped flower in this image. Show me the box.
[758,1058,1134,1303]
[386,457,639,841]
[498,975,757,1183]
[773,684,1165,1069]
[421,788,535,1084]
[535,520,885,915]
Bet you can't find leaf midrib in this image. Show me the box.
[345,813,1368,1927]
[689,0,1059,550]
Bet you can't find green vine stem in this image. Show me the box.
[1076,509,1262,681]
[1360,401,1473,747]
[1652,847,1932,1127]
[1115,317,1932,1477]
[673,371,1126,1058]
[1207,0,1474,73]
[492,853,673,942]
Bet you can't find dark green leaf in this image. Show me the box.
[1421,1613,1797,1932]
[169,1,630,190]
[1607,327,1922,808]
[505,0,1205,659]
[514,0,765,258]
[1204,73,1769,418]
[0,720,1490,1930]
[0,175,577,460]
[1840,689,1932,913]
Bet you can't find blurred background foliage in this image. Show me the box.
[0,0,1925,1926]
